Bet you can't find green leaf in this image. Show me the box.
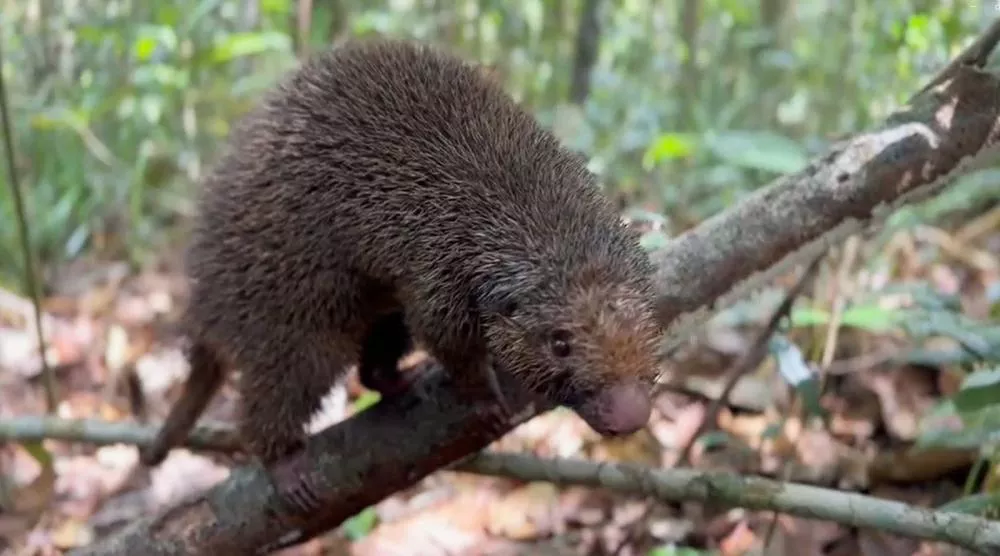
[21,441,53,468]
[353,391,381,412]
[639,229,671,251]
[954,368,1000,415]
[695,430,732,451]
[642,133,696,169]
[342,507,379,540]
[761,422,784,441]
[705,130,808,174]
[134,37,158,62]
[260,0,291,15]
[937,492,1000,516]
[770,336,825,418]
[180,0,227,33]
[131,25,178,61]
[917,398,1000,450]
[904,14,932,51]
[789,306,831,327]
[839,304,901,332]
[210,32,291,63]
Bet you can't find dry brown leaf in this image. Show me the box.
[827,378,881,442]
[719,519,758,555]
[487,482,561,540]
[589,427,661,467]
[351,489,504,556]
[868,447,975,485]
[49,517,95,549]
[0,443,57,544]
[858,528,921,556]
[866,368,939,442]
[753,514,844,556]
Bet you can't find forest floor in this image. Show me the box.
[0,207,998,556]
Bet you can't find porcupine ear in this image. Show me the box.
[472,260,542,319]
[473,278,523,319]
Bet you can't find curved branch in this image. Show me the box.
[63,22,1000,556]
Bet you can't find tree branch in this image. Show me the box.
[458,453,1000,555]
[40,21,1000,555]
[4,416,1000,554]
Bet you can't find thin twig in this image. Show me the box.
[0,22,55,413]
[764,244,852,551]
[674,254,825,467]
[1,416,999,554]
[297,0,314,58]
[819,236,860,374]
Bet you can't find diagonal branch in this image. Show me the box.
[62,22,1000,556]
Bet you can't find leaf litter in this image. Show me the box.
[0,211,998,555]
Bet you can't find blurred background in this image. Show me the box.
[1,1,999,555]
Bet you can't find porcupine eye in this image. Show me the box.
[550,329,572,358]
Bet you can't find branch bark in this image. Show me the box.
[56,21,1000,556]
[3,417,1000,554]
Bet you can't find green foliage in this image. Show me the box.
[342,506,379,540]
[0,0,295,288]
[953,368,1000,416]
[769,334,825,419]
[0,1,989,289]
[352,390,382,413]
[918,366,1000,451]
[937,492,1000,517]
[790,303,903,333]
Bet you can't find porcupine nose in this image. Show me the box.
[589,380,652,436]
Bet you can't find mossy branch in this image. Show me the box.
[2,416,999,554]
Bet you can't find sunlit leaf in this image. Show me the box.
[839,304,902,332]
[260,0,291,14]
[904,14,933,51]
[642,133,697,169]
[342,507,379,540]
[789,306,830,327]
[353,391,381,412]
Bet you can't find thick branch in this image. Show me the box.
[64,24,1000,555]
[653,66,1000,352]
[3,417,1000,554]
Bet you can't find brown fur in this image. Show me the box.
[141,38,663,470]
